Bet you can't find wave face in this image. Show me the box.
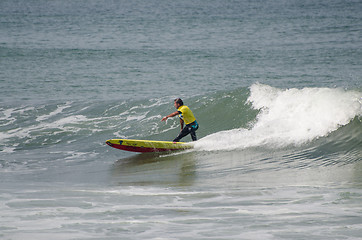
[0,84,361,176]
[195,84,362,151]
[0,84,361,160]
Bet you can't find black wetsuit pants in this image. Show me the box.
[173,121,199,142]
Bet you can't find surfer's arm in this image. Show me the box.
[180,118,184,130]
[161,111,179,121]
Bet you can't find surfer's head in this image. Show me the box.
[174,98,183,108]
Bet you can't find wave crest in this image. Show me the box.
[195,84,362,151]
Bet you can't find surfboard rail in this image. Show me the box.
[106,139,193,153]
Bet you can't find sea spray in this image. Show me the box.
[195,84,362,151]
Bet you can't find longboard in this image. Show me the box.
[106,139,193,153]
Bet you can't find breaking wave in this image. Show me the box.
[195,84,362,151]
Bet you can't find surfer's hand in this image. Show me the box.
[161,116,168,122]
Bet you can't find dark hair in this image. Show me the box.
[174,98,183,106]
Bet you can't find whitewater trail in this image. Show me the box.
[195,84,362,151]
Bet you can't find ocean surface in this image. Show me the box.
[1,0,362,239]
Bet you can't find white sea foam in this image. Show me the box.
[1,146,15,153]
[0,106,35,127]
[0,114,89,144]
[36,102,72,122]
[195,84,362,151]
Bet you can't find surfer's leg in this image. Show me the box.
[173,127,190,142]
[190,130,197,141]
[190,121,199,141]
[174,122,199,142]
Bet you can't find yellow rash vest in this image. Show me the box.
[177,105,196,125]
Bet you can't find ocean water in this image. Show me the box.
[1,0,362,239]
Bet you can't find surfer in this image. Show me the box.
[161,98,199,142]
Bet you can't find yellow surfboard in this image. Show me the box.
[106,139,193,153]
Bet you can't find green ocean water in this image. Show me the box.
[1,0,362,239]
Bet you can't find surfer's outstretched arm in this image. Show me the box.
[161,111,179,122]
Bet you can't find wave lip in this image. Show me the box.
[195,84,362,151]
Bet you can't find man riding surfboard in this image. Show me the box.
[161,98,199,142]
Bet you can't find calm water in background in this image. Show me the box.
[1,0,362,239]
